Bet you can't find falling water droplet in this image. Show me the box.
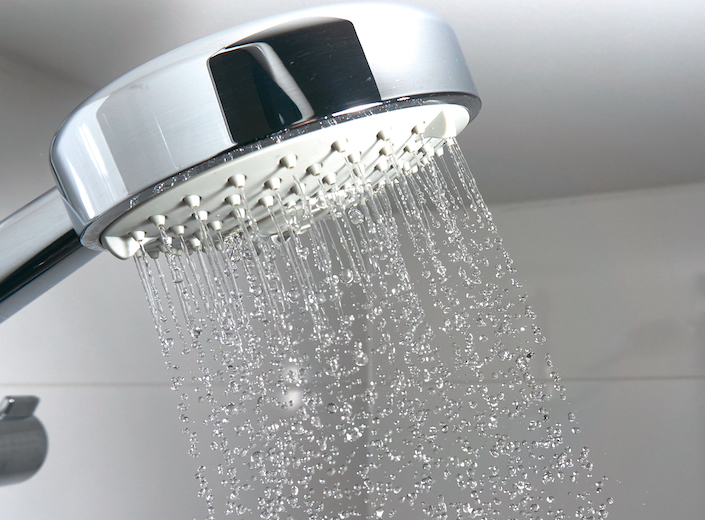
[348,207,365,225]
[339,268,354,285]
[354,350,369,366]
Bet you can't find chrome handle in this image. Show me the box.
[0,188,99,323]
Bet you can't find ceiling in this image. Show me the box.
[1,0,704,205]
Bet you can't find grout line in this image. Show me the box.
[553,374,705,383]
[0,382,170,388]
[0,381,233,389]
[449,374,705,385]
[3,374,705,389]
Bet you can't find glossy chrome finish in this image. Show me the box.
[50,2,480,251]
[0,189,99,323]
[0,396,48,486]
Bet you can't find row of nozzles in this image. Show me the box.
[104,104,461,260]
[132,151,434,259]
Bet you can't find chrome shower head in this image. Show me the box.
[0,3,479,317]
[49,2,480,259]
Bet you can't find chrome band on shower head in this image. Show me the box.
[49,3,480,253]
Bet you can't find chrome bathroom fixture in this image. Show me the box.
[0,2,479,321]
[0,396,48,486]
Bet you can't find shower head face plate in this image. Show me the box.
[101,103,469,259]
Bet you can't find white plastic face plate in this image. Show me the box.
[101,104,469,259]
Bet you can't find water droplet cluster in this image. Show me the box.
[135,137,612,519]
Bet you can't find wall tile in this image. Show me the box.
[0,385,204,519]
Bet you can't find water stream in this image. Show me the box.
[136,138,611,520]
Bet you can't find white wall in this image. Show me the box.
[1,58,704,519]
[492,186,705,518]
[0,54,92,220]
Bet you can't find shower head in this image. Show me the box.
[0,2,480,319]
[50,2,480,258]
